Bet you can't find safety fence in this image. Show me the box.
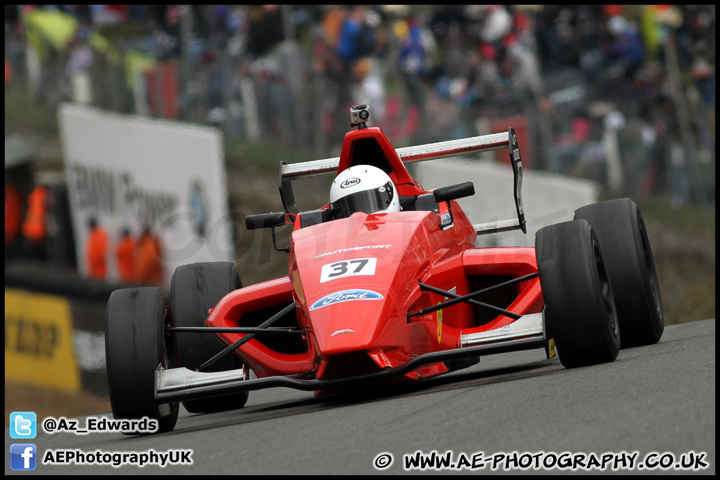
[5,21,714,204]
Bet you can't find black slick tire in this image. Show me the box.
[574,198,663,347]
[170,262,249,413]
[105,287,179,434]
[536,220,620,368]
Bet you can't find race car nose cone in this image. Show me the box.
[307,292,405,357]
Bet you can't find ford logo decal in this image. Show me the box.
[340,177,361,189]
[310,289,383,311]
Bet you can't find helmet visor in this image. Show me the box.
[331,181,394,219]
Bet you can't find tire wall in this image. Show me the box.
[5,264,119,396]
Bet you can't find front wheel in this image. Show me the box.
[536,220,620,368]
[105,287,179,434]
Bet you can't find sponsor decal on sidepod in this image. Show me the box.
[310,289,384,311]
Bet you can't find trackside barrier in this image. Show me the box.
[5,261,119,396]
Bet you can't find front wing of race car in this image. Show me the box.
[156,311,552,404]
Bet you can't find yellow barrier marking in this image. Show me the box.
[5,289,81,392]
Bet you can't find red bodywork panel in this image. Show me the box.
[206,126,543,385]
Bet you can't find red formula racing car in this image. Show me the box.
[105,105,664,434]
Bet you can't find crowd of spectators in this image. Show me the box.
[5,5,716,204]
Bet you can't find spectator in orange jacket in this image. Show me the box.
[115,226,136,283]
[135,225,163,286]
[85,217,108,280]
[5,181,23,256]
[21,183,48,261]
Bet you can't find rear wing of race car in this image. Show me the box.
[279,128,526,235]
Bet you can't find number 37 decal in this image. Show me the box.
[320,258,377,283]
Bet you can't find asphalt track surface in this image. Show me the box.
[6,319,715,475]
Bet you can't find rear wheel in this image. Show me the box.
[536,220,620,368]
[574,198,663,347]
[170,262,249,413]
[105,287,179,434]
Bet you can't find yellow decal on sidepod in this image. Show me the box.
[436,302,443,344]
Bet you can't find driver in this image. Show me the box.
[329,165,400,219]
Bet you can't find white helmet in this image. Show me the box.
[329,165,400,219]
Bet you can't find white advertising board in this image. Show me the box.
[414,159,599,247]
[59,104,234,287]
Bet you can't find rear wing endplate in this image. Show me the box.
[279,128,526,235]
